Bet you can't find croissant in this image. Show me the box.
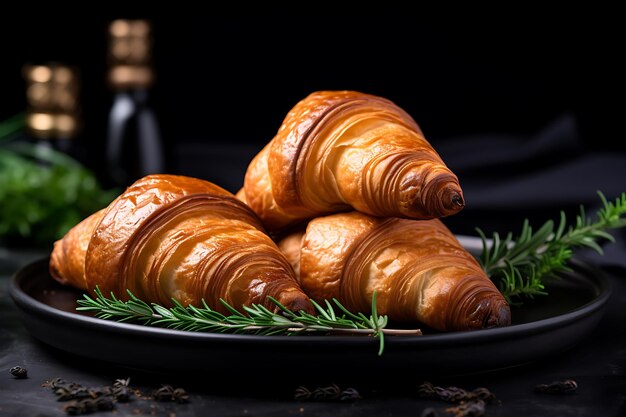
[277,212,510,331]
[240,90,464,231]
[49,174,313,314]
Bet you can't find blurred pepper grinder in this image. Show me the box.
[106,19,164,188]
[23,63,81,156]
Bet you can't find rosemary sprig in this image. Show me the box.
[478,191,626,302]
[77,288,421,355]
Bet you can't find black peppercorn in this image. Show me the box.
[534,379,578,394]
[9,366,28,379]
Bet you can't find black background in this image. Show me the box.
[1,9,623,151]
[1,9,624,236]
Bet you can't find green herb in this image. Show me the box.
[0,113,24,140]
[478,191,626,302]
[77,287,421,356]
[0,115,117,246]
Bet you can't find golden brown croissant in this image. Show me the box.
[240,90,464,231]
[277,212,510,331]
[50,174,313,314]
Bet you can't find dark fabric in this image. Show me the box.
[440,114,625,210]
[438,114,626,269]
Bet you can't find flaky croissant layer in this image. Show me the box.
[50,174,313,314]
[277,212,510,331]
[241,90,464,232]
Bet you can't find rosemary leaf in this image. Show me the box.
[77,288,422,355]
[478,191,626,303]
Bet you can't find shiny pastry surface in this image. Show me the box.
[50,174,313,314]
[242,90,464,231]
[278,212,510,331]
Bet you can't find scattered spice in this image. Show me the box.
[294,384,362,401]
[446,399,486,417]
[63,396,115,415]
[151,385,189,403]
[9,366,28,379]
[417,382,496,404]
[44,378,126,403]
[112,378,132,402]
[339,387,362,401]
[534,379,578,394]
[43,377,190,415]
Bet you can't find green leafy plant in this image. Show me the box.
[478,191,626,302]
[0,113,23,139]
[0,115,117,247]
[77,287,422,356]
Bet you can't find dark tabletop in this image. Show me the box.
[2,116,626,416]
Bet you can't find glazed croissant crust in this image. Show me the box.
[240,90,464,231]
[50,174,313,314]
[277,212,510,331]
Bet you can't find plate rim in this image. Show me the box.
[9,255,612,349]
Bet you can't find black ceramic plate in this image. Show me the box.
[9,251,610,378]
